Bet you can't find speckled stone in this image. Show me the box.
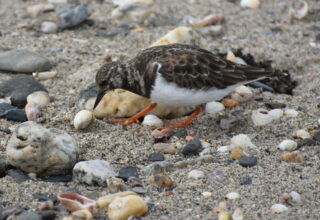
[181,139,203,157]
[239,156,258,167]
[118,165,139,181]
[148,152,165,162]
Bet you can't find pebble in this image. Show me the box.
[152,127,174,143]
[0,103,27,122]
[58,4,90,29]
[147,173,173,188]
[268,109,284,120]
[240,0,260,9]
[131,187,147,194]
[282,191,303,205]
[295,129,311,139]
[142,114,163,128]
[73,160,116,186]
[181,139,203,157]
[312,131,320,141]
[118,165,139,181]
[284,109,299,117]
[280,151,303,162]
[226,192,240,200]
[297,138,316,148]
[48,0,67,3]
[153,143,176,154]
[271,203,288,213]
[221,98,239,108]
[41,22,58,34]
[143,161,173,176]
[0,156,8,177]
[174,160,188,169]
[39,210,56,220]
[73,110,95,130]
[199,147,212,156]
[251,108,273,126]
[7,169,30,183]
[107,177,128,193]
[239,156,258,167]
[218,211,232,220]
[278,140,298,151]
[187,169,205,179]
[202,191,212,197]
[265,102,286,109]
[198,155,214,163]
[172,128,188,139]
[230,146,245,160]
[97,191,137,210]
[71,209,92,220]
[205,101,224,114]
[220,116,242,129]
[26,3,55,16]
[77,83,99,110]
[96,26,129,38]
[230,134,257,150]
[16,211,41,220]
[232,208,244,220]
[108,195,148,220]
[0,74,47,108]
[208,170,226,183]
[239,175,252,185]
[27,91,50,108]
[33,71,57,81]
[148,152,165,162]
[0,49,52,73]
[217,146,230,153]
[6,121,79,177]
[231,86,253,102]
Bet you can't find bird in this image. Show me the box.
[93,43,273,128]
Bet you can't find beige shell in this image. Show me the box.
[289,1,308,21]
[240,0,260,9]
[73,110,95,130]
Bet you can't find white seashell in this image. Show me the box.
[289,1,308,21]
[41,21,58,34]
[217,146,230,153]
[205,101,225,114]
[33,71,57,80]
[290,191,303,204]
[271,203,288,213]
[142,114,163,128]
[295,129,311,139]
[232,208,244,220]
[26,3,55,16]
[25,102,42,121]
[285,109,299,117]
[268,109,283,121]
[231,85,253,102]
[240,0,260,9]
[202,191,212,197]
[226,51,236,63]
[188,169,205,179]
[226,192,240,200]
[73,110,95,130]
[251,108,273,126]
[235,57,247,65]
[27,91,50,108]
[230,134,257,150]
[278,140,298,151]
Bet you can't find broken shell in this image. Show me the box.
[147,173,174,187]
[151,127,174,143]
[218,211,232,220]
[271,203,288,213]
[280,151,303,163]
[230,146,245,160]
[268,109,283,121]
[278,140,298,151]
[73,110,95,130]
[225,192,240,200]
[205,101,225,114]
[97,191,137,210]
[142,114,163,128]
[240,0,260,9]
[226,51,236,63]
[232,208,244,220]
[285,109,299,117]
[25,102,42,121]
[71,209,93,220]
[251,108,273,126]
[289,1,308,21]
[27,91,50,108]
[190,14,223,27]
[221,98,239,108]
[282,191,303,205]
[231,86,253,102]
[230,134,257,150]
[26,3,55,16]
[33,71,57,80]
[295,129,311,139]
[57,192,96,212]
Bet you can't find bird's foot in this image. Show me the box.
[164,106,204,128]
[112,117,140,126]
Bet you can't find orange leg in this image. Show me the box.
[165,106,204,128]
[112,103,158,126]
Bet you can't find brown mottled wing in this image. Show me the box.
[144,44,273,90]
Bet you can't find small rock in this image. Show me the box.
[202,191,212,197]
[205,101,224,114]
[148,152,165,162]
[187,169,205,179]
[295,129,311,139]
[39,210,56,220]
[107,177,128,193]
[278,140,298,151]
[7,169,30,183]
[218,211,232,220]
[172,128,188,138]
[71,209,92,219]
[268,109,284,120]
[73,160,116,186]
[33,71,57,81]
[231,86,253,102]
[239,156,258,167]
[285,109,299,117]
[230,134,257,150]
[96,27,129,38]
[26,3,55,16]
[0,49,52,73]
[118,165,139,181]
[221,98,239,108]
[313,131,320,141]
[297,138,316,148]
[73,110,95,130]
[142,114,163,128]
[77,83,99,110]
[151,127,174,143]
[41,22,58,34]
[0,103,27,122]
[208,170,227,183]
[282,191,303,205]
[143,161,172,176]
[181,139,203,157]
[198,155,214,163]
[251,108,273,126]
[39,201,54,211]
[240,0,260,9]
[41,175,72,182]
[127,177,143,188]
[265,102,286,109]
[230,146,244,160]
[48,0,67,3]
[58,4,90,29]
[97,191,136,210]
[16,211,41,220]
[174,160,188,169]
[219,116,242,130]
[6,121,79,177]
[217,146,230,153]
[225,192,240,200]
[232,208,244,220]
[280,151,303,162]
[153,143,176,154]
[199,147,212,156]
[239,175,252,185]
[0,156,8,177]
[131,186,147,194]
[147,173,173,188]
[27,91,50,108]
[271,203,288,213]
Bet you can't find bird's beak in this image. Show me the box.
[93,89,107,109]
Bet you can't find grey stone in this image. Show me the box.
[6,121,79,177]
[118,165,139,181]
[0,156,7,177]
[77,82,98,110]
[143,161,173,176]
[7,169,30,183]
[0,49,52,73]
[0,103,27,122]
[181,139,203,157]
[73,160,116,186]
[58,4,90,29]
[17,211,41,220]
[239,156,258,167]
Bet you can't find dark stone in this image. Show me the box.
[239,175,252,185]
[148,153,165,162]
[313,131,320,142]
[32,193,57,204]
[118,165,139,181]
[172,128,188,139]
[40,175,72,183]
[0,125,11,134]
[297,138,317,148]
[7,169,30,183]
[181,139,203,157]
[77,83,98,108]
[38,211,56,220]
[58,4,90,29]
[131,187,147,194]
[0,206,24,220]
[16,211,41,220]
[0,103,27,122]
[265,102,286,109]
[239,156,258,167]
[0,74,47,108]
[0,157,8,178]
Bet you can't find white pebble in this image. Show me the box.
[251,108,273,126]
[73,110,95,130]
[188,169,205,179]
[278,140,298,151]
[285,109,299,117]
[290,191,303,204]
[41,21,58,34]
[205,101,225,114]
[268,109,283,121]
[202,191,212,197]
[217,146,230,153]
[232,208,244,220]
[271,203,288,213]
[295,129,311,139]
[240,0,260,9]
[27,91,50,108]
[226,192,240,200]
[33,71,57,80]
[142,114,163,128]
[231,86,253,102]
[230,134,257,150]
[25,102,41,121]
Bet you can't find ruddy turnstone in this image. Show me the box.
[94,43,273,128]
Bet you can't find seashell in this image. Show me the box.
[225,192,240,200]
[190,14,223,27]
[39,200,54,211]
[295,129,311,139]
[73,110,95,130]
[217,146,230,153]
[280,151,303,163]
[278,140,298,151]
[232,208,244,220]
[284,109,299,117]
[271,203,288,213]
[147,173,174,187]
[151,127,174,143]
[218,211,232,220]
[205,101,225,114]
[230,146,245,160]
[251,108,273,126]
[57,192,96,212]
[268,109,283,121]
[26,3,55,16]
[33,71,57,80]
[187,169,205,179]
[25,102,42,121]
[240,0,260,9]
[71,209,93,220]
[142,114,163,128]
[221,98,239,108]
[289,1,308,21]
[212,201,227,213]
[231,85,253,102]
[230,134,257,150]
[226,51,236,63]
[202,191,212,197]
[41,22,58,34]
[282,191,303,205]
[97,191,137,210]
[27,91,50,108]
